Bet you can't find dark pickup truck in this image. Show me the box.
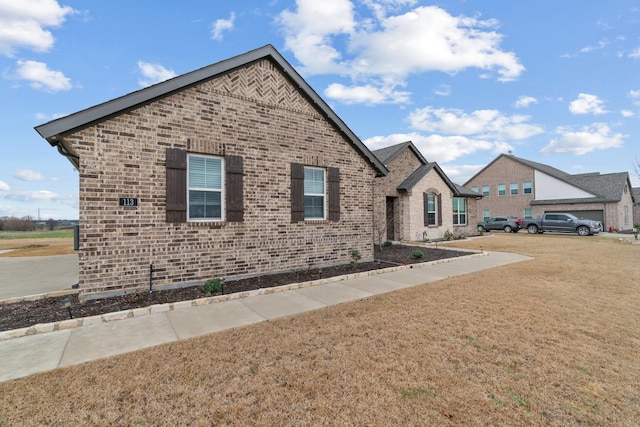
[522,213,603,236]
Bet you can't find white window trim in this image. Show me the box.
[304,166,326,220]
[187,153,225,222]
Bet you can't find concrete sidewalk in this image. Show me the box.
[0,250,531,383]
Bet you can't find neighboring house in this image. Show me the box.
[35,45,388,298]
[633,187,640,227]
[464,154,635,231]
[372,141,479,242]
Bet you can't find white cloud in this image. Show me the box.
[211,12,235,41]
[541,123,625,155]
[278,2,524,105]
[0,181,9,192]
[433,84,451,97]
[324,82,410,104]
[14,59,71,91]
[279,0,356,75]
[515,95,537,108]
[0,0,74,56]
[350,6,524,81]
[407,106,543,140]
[580,39,609,54]
[5,190,61,202]
[569,93,607,115]
[14,169,45,181]
[628,48,640,59]
[440,163,485,184]
[364,132,504,163]
[621,110,635,117]
[137,61,176,87]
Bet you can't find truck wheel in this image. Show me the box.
[527,224,538,234]
[503,225,512,233]
[577,226,590,236]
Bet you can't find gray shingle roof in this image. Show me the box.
[372,141,428,165]
[35,44,388,176]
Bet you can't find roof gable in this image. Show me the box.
[372,141,428,165]
[35,44,387,175]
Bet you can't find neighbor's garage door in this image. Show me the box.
[547,210,603,223]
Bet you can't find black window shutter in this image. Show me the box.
[166,148,187,222]
[437,193,442,226]
[328,167,340,222]
[291,163,304,222]
[225,155,244,222]
[423,193,428,226]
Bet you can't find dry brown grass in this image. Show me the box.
[1,234,639,426]
[0,238,74,257]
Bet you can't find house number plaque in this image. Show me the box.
[119,197,139,207]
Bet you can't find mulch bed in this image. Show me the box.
[0,244,469,332]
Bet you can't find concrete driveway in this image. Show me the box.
[0,254,78,299]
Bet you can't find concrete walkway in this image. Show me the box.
[0,254,78,299]
[0,251,531,383]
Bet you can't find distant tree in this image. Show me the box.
[4,216,35,231]
[46,218,58,231]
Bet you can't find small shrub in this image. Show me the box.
[349,249,362,269]
[203,278,223,295]
[412,250,423,259]
[383,240,392,247]
[444,229,453,241]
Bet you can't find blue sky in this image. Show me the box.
[1,0,640,220]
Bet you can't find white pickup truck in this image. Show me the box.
[522,213,603,236]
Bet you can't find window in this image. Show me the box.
[426,193,436,225]
[304,167,325,219]
[471,186,478,193]
[523,181,532,195]
[166,148,243,223]
[452,198,467,225]
[291,163,340,222]
[510,182,518,195]
[524,208,532,218]
[498,183,506,196]
[482,185,489,197]
[483,209,490,221]
[188,154,223,220]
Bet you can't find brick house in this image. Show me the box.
[35,45,388,299]
[464,154,636,231]
[633,187,640,228]
[372,141,479,242]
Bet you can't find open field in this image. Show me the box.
[1,234,639,425]
[0,230,74,257]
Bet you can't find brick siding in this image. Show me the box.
[65,59,377,298]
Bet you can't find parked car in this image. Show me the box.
[521,213,603,236]
[477,216,522,233]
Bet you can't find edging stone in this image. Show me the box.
[0,252,485,341]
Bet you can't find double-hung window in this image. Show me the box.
[482,185,489,196]
[304,167,325,219]
[510,182,518,195]
[188,154,223,221]
[523,181,532,195]
[498,183,506,196]
[452,198,467,225]
[426,193,436,225]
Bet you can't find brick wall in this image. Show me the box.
[65,59,378,298]
[373,147,422,242]
[374,148,478,241]
[466,156,535,219]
